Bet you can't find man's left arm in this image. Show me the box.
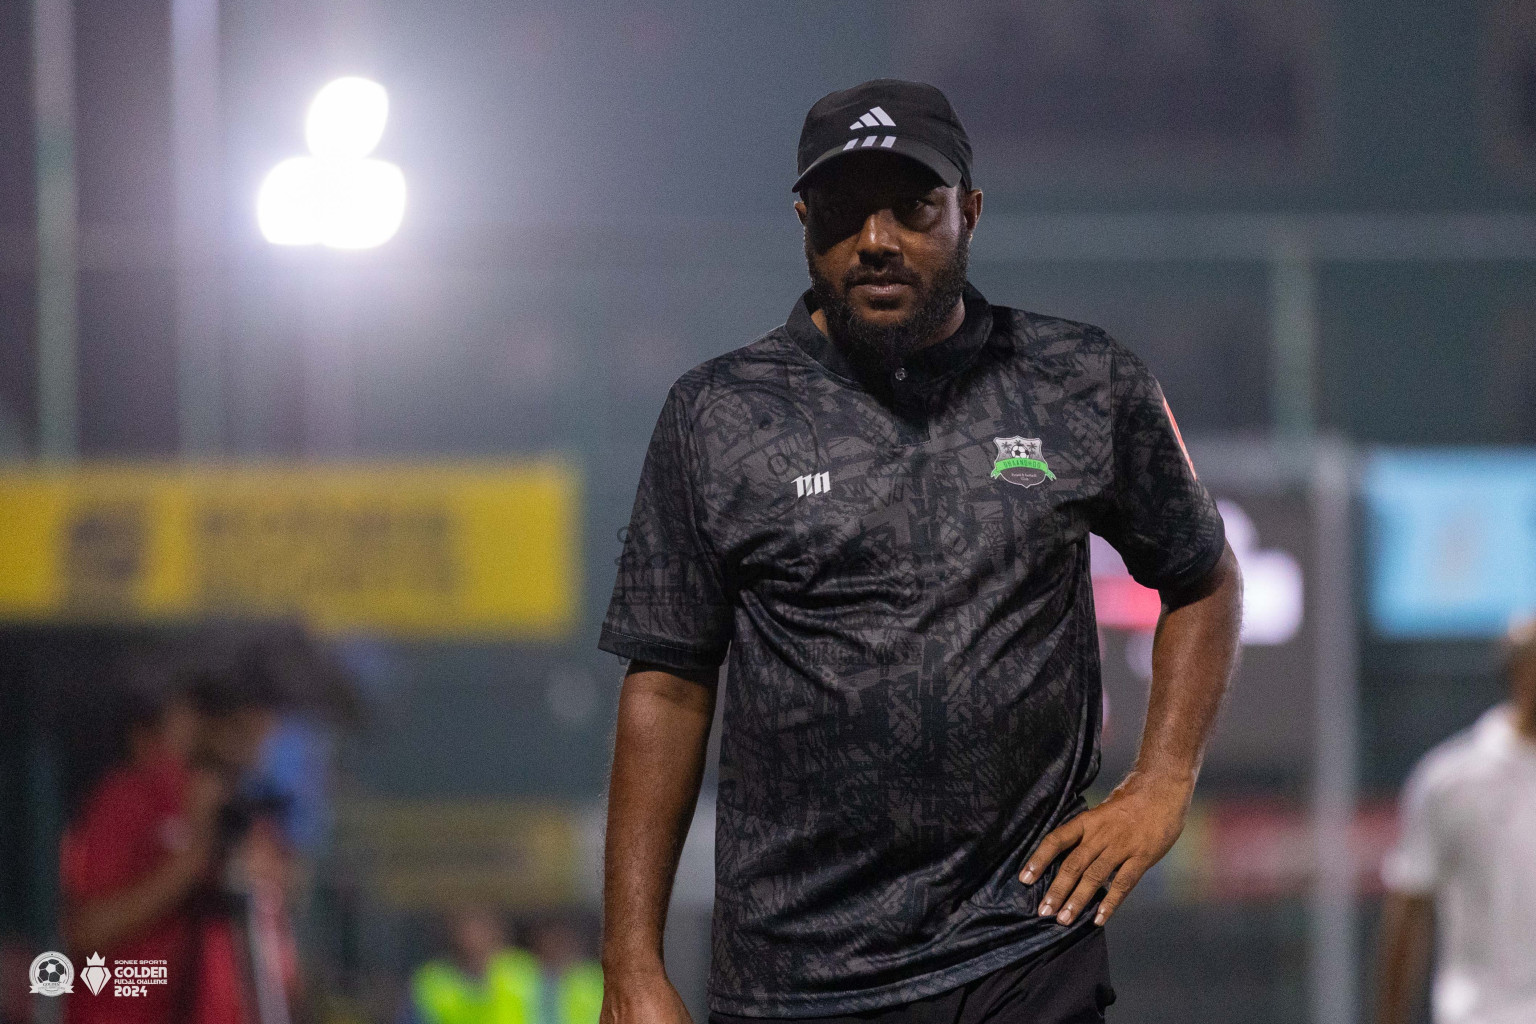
[1021,541,1242,926]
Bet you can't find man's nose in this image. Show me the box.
[856,209,901,260]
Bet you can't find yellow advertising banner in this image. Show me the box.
[0,463,579,639]
[335,799,583,911]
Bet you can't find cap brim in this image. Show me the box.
[792,137,963,193]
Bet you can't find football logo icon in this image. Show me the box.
[29,951,74,996]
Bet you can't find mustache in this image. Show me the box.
[843,266,921,289]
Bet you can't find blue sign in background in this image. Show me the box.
[1366,450,1536,638]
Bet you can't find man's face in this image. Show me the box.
[451,908,504,970]
[196,708,277,774]
[796,153,981,366]
[1510,637,1536,719]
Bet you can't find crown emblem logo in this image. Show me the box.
[81,953,112,996]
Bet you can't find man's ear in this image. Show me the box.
[961,188,983,235]
[794,198,808,226]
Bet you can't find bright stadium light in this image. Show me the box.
[316,158,407,249]
[257,156,324,246]
[305,76,389,159]
[258,76,405,249]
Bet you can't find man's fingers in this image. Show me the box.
[1019,818,1084,885]
[1093,858,1149,926]
[1036,836,1106,917]
[1054,852,1119,925]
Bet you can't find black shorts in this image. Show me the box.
[710,928,1117,1024]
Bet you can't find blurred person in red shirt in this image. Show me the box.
[60,669,280,1024]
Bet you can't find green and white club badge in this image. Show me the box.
[990,436,1055,488]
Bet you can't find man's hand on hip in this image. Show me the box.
[600,969,694,1024]
[1019,770,1194,927]
[1022,543,1242,929]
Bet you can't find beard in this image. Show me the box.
[806,233,970,375]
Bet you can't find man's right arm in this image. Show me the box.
[63,850,208,953]
[1375,891,1433,1024]
[1375,748,1444,1024]
[62,769,226,954]
[600,660,718,1024]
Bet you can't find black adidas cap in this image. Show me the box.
[793,79,973,194]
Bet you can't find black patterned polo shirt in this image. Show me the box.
[600,283,1225,1016]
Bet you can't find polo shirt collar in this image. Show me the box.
[787,282,993,390]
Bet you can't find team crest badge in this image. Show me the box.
[29,951,73,996]
[990,436,1055,488]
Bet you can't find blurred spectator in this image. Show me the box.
[405,909,601,1024]
[59,669,282,1024]
[527,916,602,1024]
[1375,616,1536,1024]
[405,909,514,1024]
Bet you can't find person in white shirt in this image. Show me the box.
[1376,616,1536,1024]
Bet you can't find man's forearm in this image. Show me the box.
[1021,542,1241,926]
[1134,542,1243,786]
[1375,892,1433,1024]
[603,662,717,979]
[63,850,206,954]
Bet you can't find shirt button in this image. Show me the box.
[893,367,907,381]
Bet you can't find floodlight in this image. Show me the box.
[258,76,405,249]
[257,156,324,246]
[315,158,406,249]
[305,76,389,160]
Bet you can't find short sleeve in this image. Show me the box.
[598,388,733,673]
[1381,759,1444,895]
[60,774,158,903]
[1090,341,1226,595]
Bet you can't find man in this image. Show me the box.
[407,909,602,1024]
[60,671,280,1024]
[598,79,1243,1024]
[528,917,604,1024]
[1376,616,1536,1024]
[409,908,527,1024]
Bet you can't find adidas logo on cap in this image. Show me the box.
[848,106,897,130]
[845,106,897,151]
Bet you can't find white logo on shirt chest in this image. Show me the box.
[794,471,831,497]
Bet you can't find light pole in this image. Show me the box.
[29,7,75,1017]
[173,0,224,456]
[33,0,77,464]
[258,77,405,455]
